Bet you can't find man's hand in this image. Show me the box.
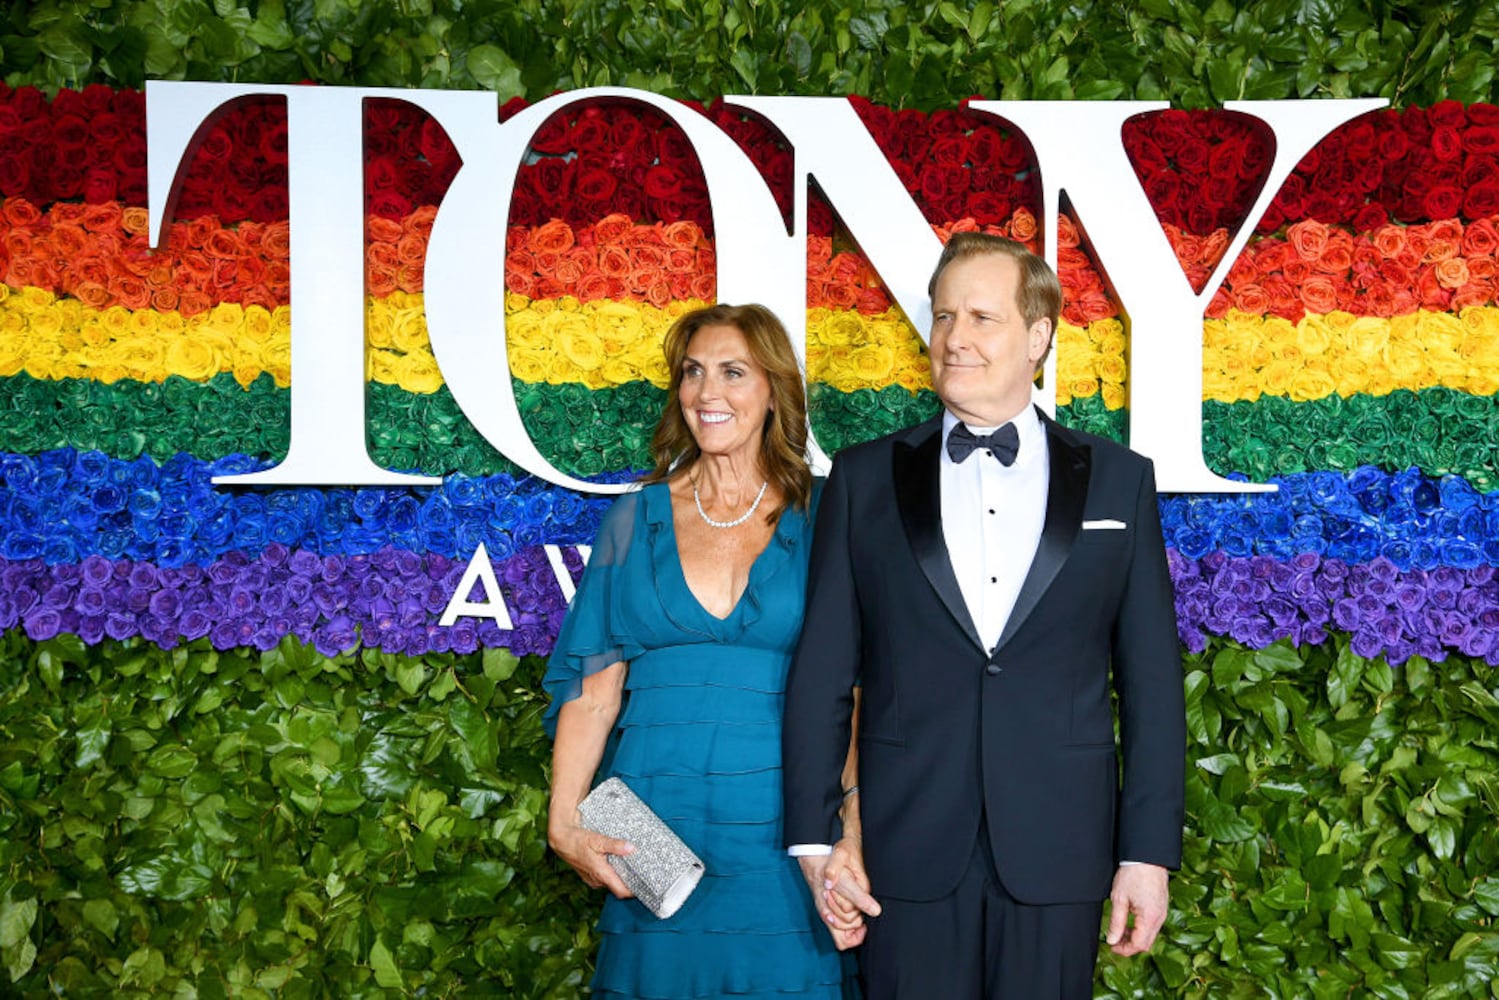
[798,842,879,950]
[1105,863,1169,956]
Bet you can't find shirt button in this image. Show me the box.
[990,576,997,583]
[985,663,1002,676]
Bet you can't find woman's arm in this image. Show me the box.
[547,660,635,897]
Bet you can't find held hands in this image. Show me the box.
[1105,863,1170,956]
[798,836,881,951]
[549,815,636,899]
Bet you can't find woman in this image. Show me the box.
[544,303,863,999]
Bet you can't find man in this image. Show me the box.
[782,233,1186,997]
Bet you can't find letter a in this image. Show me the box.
[439,543,515,629]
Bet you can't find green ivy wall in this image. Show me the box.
[3,1,1499,997]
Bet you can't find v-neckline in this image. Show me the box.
[660,486,782,623]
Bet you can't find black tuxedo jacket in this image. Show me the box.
[782,410,1185,904]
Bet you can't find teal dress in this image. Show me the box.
[544,484,849,999]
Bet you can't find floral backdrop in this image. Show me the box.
[6,89,1499,670]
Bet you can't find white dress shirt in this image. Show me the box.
[940,407,1048,652]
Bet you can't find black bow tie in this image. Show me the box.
[946,422,1020,466]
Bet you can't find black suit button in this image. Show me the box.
[985,663,1002,676]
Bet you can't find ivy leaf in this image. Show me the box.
[466,44,524,101]
[369,937,401,989]
[0,897,37,951]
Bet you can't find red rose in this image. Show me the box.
[1465,181,1499,218]
[1431,126,1463,162]
[643,164,685,200]
[1429,100,1467,128]
[930,134,968,169]
[1423,184,1463,219]
[1353,203,1388,232]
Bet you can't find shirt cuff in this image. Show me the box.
[787,843,833,857]
[1119,860,1142,866]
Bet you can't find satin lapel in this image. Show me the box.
[994,414,1091,654]
[894,420,986,654]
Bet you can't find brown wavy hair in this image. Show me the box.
[642,303,812,521]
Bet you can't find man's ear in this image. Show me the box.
[1028,318,1054,363]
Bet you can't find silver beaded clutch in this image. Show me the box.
[578,777,706,919]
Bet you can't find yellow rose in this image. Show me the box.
[18,286,54,313]
[556,326,604,373]
[531,297,557,316]
[0,332,25,377]
[99,306,131,338]
[601,356,640,386]
[367,350,398,385]
[1096,353,1127,385]
[208,302,248,338]
[1068,377,1099,399]
[1100,382,1126,410]
[1259,360,1295,396]
[642,355,670,387]
[1466,373,1499,395]
[118,338,166,381]
[390,306,429,355]
[504,291,531,313]
[819,311,865,348]
[157,311,187,336]
[365,302,394,349]
[397,351,444,394]
[506,310,545,351]
[28,308,62,340]
[165,336,222,381]
[509,348,549,383]
[260,338,293,387]
[850,344,895,385]
[1288,368,1337,402]
[895,364,932,392]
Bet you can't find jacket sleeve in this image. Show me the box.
[782,453,863,847]
[1112,458,1187,868]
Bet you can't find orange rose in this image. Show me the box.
[74,254,111,287]
[576,271,611,302]
[405,205,437,238]
[369,241,400,270]
[397,264,423,294]
[73,281,112,309]
[110,275,150,310]
[1233,283,1270,314]
[261,222,290,259]
[3,197,41,227]
[594,214,632,245]
[1286,219,1329,262]
[53,203,86,225]
[661,221,701,250]
[367,215,404,244]
[151,287,180,312]
[205,228,247,260]
[1056,214,1080,249]
[1468,255,1496,280]
[1300,275,1338,313]
[553,254,585,285]
[690,273,715,301]
[397,233,426,265]
[186,216,217,249]
[506,272,537,298]
[1427,218,1463,247]
[121,207,149,237]
[1434,257,1470,289]
[1008,207,1037,243]
[1462,219,1499,257]
[632,245,667,271]
[1451,280,1493,310]
[367,265,397,298]
[645,276,673,309]
[82,201,124,234]
[598,245,631,279]
[51,223,87,258]
[666,248,695,273]
[528,219,575,255]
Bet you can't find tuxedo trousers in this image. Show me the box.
[858,818,1103,1000]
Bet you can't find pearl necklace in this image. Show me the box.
[693,479,769,529]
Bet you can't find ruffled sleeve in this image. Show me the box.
[542,490,647,736]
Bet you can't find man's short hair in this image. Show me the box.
[926,232,1063,342]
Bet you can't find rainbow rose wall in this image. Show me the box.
[2,3,1499,996]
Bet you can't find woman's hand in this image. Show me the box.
[548,815,637,899]
[822,834,880,949]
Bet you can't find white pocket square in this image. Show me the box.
[1082,518,1126,530]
